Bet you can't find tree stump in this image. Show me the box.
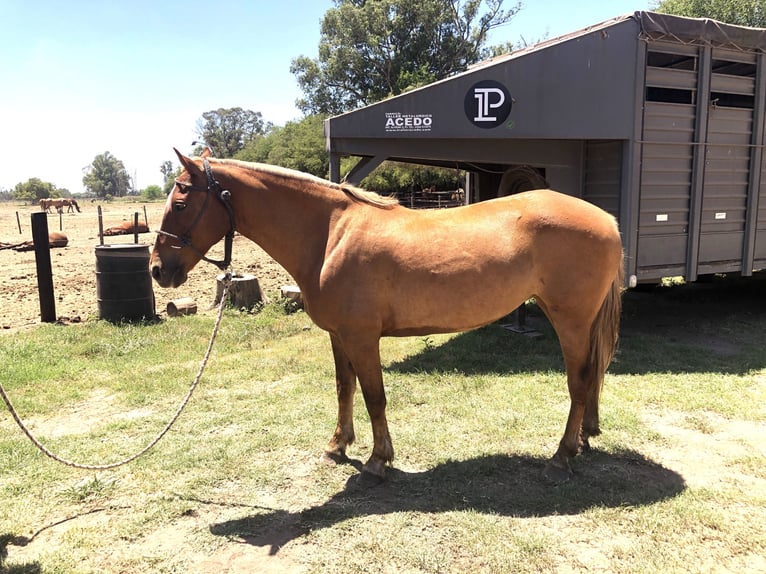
[215,273,266,309]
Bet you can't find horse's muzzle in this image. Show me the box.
[150,262,187,289]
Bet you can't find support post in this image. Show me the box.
[31,212,56,323]
[98,205,104,245]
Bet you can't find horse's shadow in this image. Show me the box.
[209,450,685,555]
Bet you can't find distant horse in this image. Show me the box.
[65,198,81,213]
[151,148,624,483]
[39,198,81,213]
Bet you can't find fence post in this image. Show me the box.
[31,212,56,323]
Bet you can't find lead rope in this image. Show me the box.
[0,272,232,471]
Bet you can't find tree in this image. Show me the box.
[83,151,132,198]
[291,0,522,115]
[236,115,329,177]
[159,160,174,184]
[141,184,165,201]
[12,178,55,204]
[653,0,766,27]
[195,107,271,158]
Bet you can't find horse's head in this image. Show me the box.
[150,147,235,288]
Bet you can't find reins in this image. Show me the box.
[0,273,232,470]
[1,158,239,470]
[156,158,236,271]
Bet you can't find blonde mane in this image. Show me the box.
[215,158,399,209]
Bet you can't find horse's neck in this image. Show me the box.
[230,171,341,286]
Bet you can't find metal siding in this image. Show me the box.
[646,67,698,89]
[697,48,756,269]
[637,101,695,275]
[325,19,639,140]
[583,141,622,219]
[755,152,766,264]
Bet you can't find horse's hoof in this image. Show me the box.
[320,450,347,466]
[543,460,573,484]
[361,458,387,479]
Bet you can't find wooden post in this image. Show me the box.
[143,205,149,227]
[16,211,21,234]
[97,205,104,245]
[31,212,56,323]
[134,212,139,244]
[59,211,63,231]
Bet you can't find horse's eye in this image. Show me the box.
[174,202,187,212]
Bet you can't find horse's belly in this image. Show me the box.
[381,273,531,336]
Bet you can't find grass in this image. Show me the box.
[1,275,765,572]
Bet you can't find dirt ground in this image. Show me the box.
[0,203,766,573]
[0,201,295,330]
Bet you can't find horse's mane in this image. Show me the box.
[339,183,399,209]
[215,158,399,210]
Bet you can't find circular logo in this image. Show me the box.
[464,80,512,129]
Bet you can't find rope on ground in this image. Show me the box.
[0,273,232,470]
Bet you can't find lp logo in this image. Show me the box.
[464,80,512,129]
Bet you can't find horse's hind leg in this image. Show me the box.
[546,337,592,483]
[536,300,599,483]
[321,333,357,464]
[581,373,604,451]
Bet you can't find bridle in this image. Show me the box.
[156,158,236,271]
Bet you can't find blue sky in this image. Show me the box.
[0,0,651,194]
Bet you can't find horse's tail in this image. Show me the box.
[587,251,624,414]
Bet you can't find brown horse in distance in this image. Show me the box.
[151,148,623,483]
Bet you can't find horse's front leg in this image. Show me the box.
[339,335,393,478]
[321,333,357,464]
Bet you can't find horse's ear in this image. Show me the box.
[173,148,197,172]
[201,146,212,158]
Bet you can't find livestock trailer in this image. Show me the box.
[324,11,766,286]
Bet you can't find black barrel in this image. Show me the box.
[95,244,156,322]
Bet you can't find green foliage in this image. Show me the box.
[359,161,464,194]
[141,184,164,201]
[82,151,132,198]
[653,0,766,27]
[236,115,329,177]
[11,177,55,204]
[291,0,522,115]
[195,107,271,158]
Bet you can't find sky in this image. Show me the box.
[0,0,652,194]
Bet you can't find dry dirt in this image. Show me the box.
[0,201,295,330]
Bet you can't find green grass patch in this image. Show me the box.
[1,277,766,572]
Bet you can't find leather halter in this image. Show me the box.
[156,158,236,271]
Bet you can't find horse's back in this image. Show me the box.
[316,188,621,337]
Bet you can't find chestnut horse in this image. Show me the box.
[151,148,624,483]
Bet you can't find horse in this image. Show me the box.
[39,198,81,213]
[150,148,624,484]
[65,198,81,213]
